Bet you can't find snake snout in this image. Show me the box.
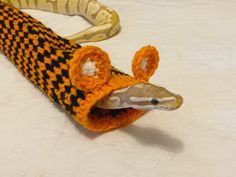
[157,94,183,111]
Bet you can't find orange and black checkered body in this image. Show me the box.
[0,2,146,132]
[0,2,86,114]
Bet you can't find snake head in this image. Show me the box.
[127,83,183,110]
[96,83,183,110]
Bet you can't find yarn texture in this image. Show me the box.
[0,2,156,132]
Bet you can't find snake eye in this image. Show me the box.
[151,98,159,105]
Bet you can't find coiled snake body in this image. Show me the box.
[2,0,120,43]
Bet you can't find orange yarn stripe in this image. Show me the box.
[0,2,147,132]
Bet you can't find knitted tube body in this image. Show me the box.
[0,2,145,132]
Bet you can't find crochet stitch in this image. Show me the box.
[0,2,158,132]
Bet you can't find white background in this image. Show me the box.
[0,0,235,176]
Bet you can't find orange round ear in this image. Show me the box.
[132,45,159,82]
[69,46,111,92]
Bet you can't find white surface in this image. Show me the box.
[0,0,236,177]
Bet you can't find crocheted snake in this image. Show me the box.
[0,2,183,131]
[2,0,120,43]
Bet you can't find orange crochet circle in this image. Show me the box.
[132,45,159,82]
[69,46,111,92]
